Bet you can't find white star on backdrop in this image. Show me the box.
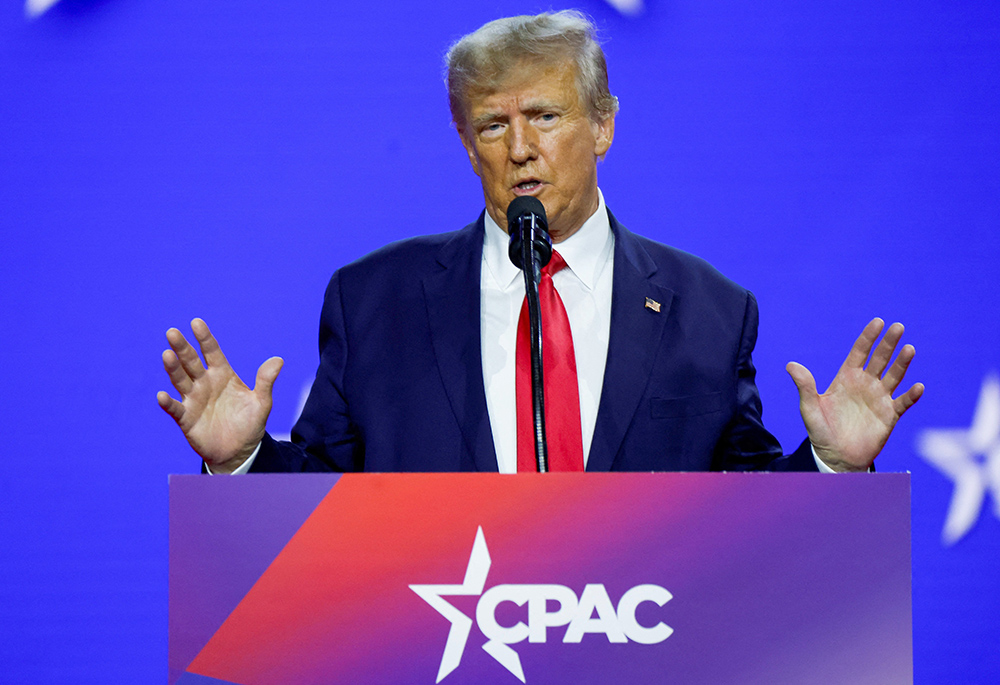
[25,0,60,19]
[916,373,1000,545]
[604,0,645,16]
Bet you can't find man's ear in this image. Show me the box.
[593,113,615,159]
[457,127,482,178]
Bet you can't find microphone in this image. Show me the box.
[507,196,552,270]
[505,195,551,472]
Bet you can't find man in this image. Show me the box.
[157,11,923,474]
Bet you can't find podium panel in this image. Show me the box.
[169,473,911,684]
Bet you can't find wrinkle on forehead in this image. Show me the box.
[460,57,586,126]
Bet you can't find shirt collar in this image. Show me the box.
[483,189,613,291]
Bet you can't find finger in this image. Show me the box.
[893,382,925,415]
[162,349,193,395]
[786,361,819,410]
[881,343,915,392]
[254,357,284,400]
[166,326,206,380]
[191,318,232,370]
[156,390,186,423]
[841,318,884,371]
[866,322,904,378]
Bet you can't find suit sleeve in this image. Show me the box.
[250,271,365,472]
[712,291,817,472]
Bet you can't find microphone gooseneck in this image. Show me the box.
[506,196,552,473]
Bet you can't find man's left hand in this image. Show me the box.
[786,318,925,472]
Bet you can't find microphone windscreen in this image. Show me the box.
[506,196,547,228]
[506,195,552,270]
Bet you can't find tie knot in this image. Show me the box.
[543,250,568,276]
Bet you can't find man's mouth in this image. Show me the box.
[513,179,543,193]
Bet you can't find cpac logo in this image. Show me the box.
[410,527,673,683]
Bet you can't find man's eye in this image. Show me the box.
[539,113,557,122]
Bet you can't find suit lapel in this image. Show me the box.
[587,215,675,472]
[422,216,499,472]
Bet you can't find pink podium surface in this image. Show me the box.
[169,472,911,685]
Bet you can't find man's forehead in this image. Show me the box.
[463,59,582,115]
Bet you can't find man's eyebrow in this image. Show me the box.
[522,100,562,113]
[471,100,566,128]
[471,111,504,128]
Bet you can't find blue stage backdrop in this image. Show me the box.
[1,1,997,682]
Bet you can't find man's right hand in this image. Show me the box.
[156,318,283,473]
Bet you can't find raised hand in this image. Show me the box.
[156,318,283,473]
[786,318,924,472]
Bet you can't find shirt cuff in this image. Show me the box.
[811,444,837,473]
[204,442,261,475]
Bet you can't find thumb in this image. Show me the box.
[254,356,284,399]
[786,361,819,409]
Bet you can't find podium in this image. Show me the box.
[169,473,912,684]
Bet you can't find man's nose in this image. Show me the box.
[507,119,538,164]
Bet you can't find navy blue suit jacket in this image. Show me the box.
[252,211,816,473]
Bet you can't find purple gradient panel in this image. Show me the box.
[168,474,339,684]
[173,473,910,684]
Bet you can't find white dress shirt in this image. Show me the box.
[481,191,614,473]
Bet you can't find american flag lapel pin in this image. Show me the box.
[644,297,661,313]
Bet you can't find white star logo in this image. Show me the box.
[917,373,1000,545]
[409,527,503,683]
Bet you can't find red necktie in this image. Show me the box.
[516,250,585,472]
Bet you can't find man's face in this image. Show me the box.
[458,59,615,243]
